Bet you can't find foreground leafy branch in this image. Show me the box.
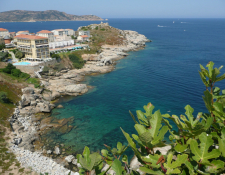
[76,61,225,174]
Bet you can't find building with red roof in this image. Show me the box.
[14,34,50,59]
[37,30,54,42]
[0,28,9,37]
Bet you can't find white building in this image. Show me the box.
[37,30,55,42]
[65,29,75,36]
[49,35,74,49]
[0,28,10,37]
[78,31,90,37]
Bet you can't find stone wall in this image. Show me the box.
[15,59,57,75]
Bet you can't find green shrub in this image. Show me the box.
[0,91,8,103]
[0,44,5,50]
[9,49,18,54]
[77,61,225,175]
[27,78,40,88]
[2,63,16,74]
[19,72,30,79]
[68,54,85,69]
[0,52,8,61]
[52,63,65,72]
[100,28,105,31]
[11,69,21,77]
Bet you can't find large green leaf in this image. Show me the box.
[149,110,162,138]
[141,154,161,168]
[121,128,141,157]
[164,153,188,174]
[111,159,123,175]
[151,125,169,145]
[136,110,148,125]
[202,90,213,112]
[189,132,221,164]
[174,142,188,153]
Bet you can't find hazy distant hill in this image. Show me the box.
[0,10,103,22]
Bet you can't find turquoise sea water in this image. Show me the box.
[2,19,225,154]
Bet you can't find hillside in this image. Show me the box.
[0,10,103,22]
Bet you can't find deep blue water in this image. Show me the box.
[2,18,225,153]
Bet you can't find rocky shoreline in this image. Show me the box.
[8,29,151,174]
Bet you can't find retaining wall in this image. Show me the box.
[15,59,57,75]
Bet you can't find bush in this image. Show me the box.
[68,54,85,69]
[52,63,65,72]
[19,72,30,79]
[76,62,225,175]
[0,91,8,103]
[11,69,22,77]
[2,63,16,74]
[0,52,8,61]
[27,78,40,88]
[9,49,18,54]
[0,44,5,50]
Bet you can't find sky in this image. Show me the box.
[0,0,225,18]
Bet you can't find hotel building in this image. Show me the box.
[14,34,50,59]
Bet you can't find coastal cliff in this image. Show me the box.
[0,10,103,22]
[7,24,151,174]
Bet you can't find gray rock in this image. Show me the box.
[55,146,60,155]
[22,87,34,94]
[30,101,37,106]
[65,155,75,163]
[35,103,51,113]
[72,159,78,165]
[47,150,52,154]
[51,90,60,100]
[57,104,64,109]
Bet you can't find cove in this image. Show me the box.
[40,18,225,154]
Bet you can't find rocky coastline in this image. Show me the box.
[8,29,151,174]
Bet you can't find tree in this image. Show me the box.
[15,51,24,60]
[0,91,8,103]
[0,44,5,50]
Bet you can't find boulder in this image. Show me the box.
[65,155,75,163]
[35,103,51,113]
[57,105,64,109]
[65,84,88,95]
[22,87,34,94]
[54,146,60,155]
[51,90,60,100]
[47,150,52,154]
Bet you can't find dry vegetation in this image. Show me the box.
[0,72,36,174]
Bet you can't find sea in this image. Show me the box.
[2,18,225,155]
